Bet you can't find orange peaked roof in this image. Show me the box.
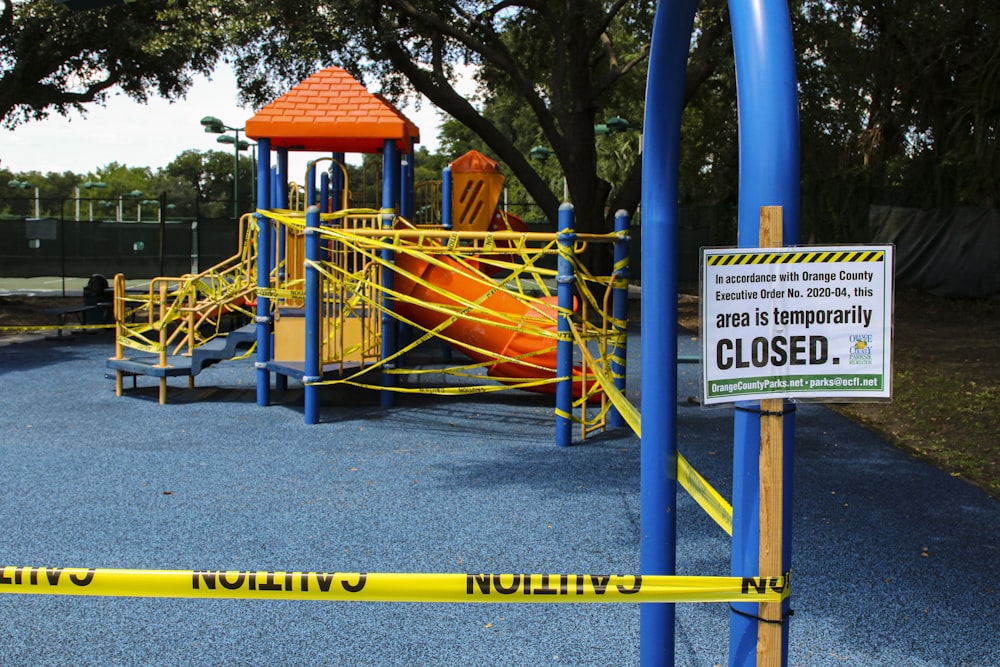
[244,67,420,154]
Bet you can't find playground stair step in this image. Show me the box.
[106,324,257,378]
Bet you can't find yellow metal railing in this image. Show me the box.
[264,208,385,372]
[111,214,259,401]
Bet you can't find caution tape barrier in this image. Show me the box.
[0,566,788,604]
[0,323,115,334]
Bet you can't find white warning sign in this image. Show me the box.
[701,245,893,404]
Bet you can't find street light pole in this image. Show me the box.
[79,181,108,221]
[121,190,143,222]
[7,180,39,217]
[200,116,246,219]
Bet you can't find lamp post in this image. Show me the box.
[140,199,159,222]
[77,181,108,221]
[201,116,246,219]
[217,134,257,213]
[595,115,643,153]
[119,190,143,222]
[8,179,40,218]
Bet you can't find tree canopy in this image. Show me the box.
[0,0,230,128]
[227,0,732,243]
[2,0,997,247]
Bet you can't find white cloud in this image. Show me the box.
[0,65,447,177]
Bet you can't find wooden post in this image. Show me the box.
[758,205,784,666]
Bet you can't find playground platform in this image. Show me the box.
[0,325,997,666]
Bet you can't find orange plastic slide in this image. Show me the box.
[393,248,598,401]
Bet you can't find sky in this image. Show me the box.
[0,64,447,178]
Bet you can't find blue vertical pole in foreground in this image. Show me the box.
[303,206,321,425]
[555,204,576,447]
[728,1,800,666]
[640,0,698,663]
[609,209,630,429]
[254,138,272,407]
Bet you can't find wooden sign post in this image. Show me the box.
[757,205,785,666]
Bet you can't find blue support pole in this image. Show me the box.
[332,152,346,209]
[436,163,454,362]
[273,151,290,393]
[276,149,289,281]
[277,149,289,208]
[380,139,400,409]
[609,209,630,429]
[320,170,331,213]
[555,204,576,448]
[254,138,273,408]
[304,206,321,425]
[728,1,800,665]
[640,0,698,663]
[400,153,414,220]
[306,162,318,210]
[441,165,453,230]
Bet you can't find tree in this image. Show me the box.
[789,0,1000,241]
[161,149,256,218]
[0,0,230,128]
[228,0,731,254]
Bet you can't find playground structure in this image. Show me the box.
[106,67,630,446]
[100,0,805,657]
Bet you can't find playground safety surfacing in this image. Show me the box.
[1,328,998,666]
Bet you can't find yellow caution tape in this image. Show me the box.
[0,566,788,603]
[568,322,734,535]
[0,323,114,333]
[258,288,305,300]
[678,454,734,536]
[325,378,556,396]
[116,334,165,354]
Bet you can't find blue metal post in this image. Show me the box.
[304,205,321,425]
[380,139,400,409]
[433,163,454,362]
[441,165,453,230]
[306,161,318,210]
[728,2,801,665]
[272,150,290,392]
[640,0,698,663]
[400,153,413,220]
[254,138,273,407]
[273,148,289,279]
[320,170,330,213]
[331,152,345,209]
[277,149,289,208]
[555,204,576,448]
[609,209,630,429]
[276,148,289,269]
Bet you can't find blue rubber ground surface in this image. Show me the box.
[1,327,997,666]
